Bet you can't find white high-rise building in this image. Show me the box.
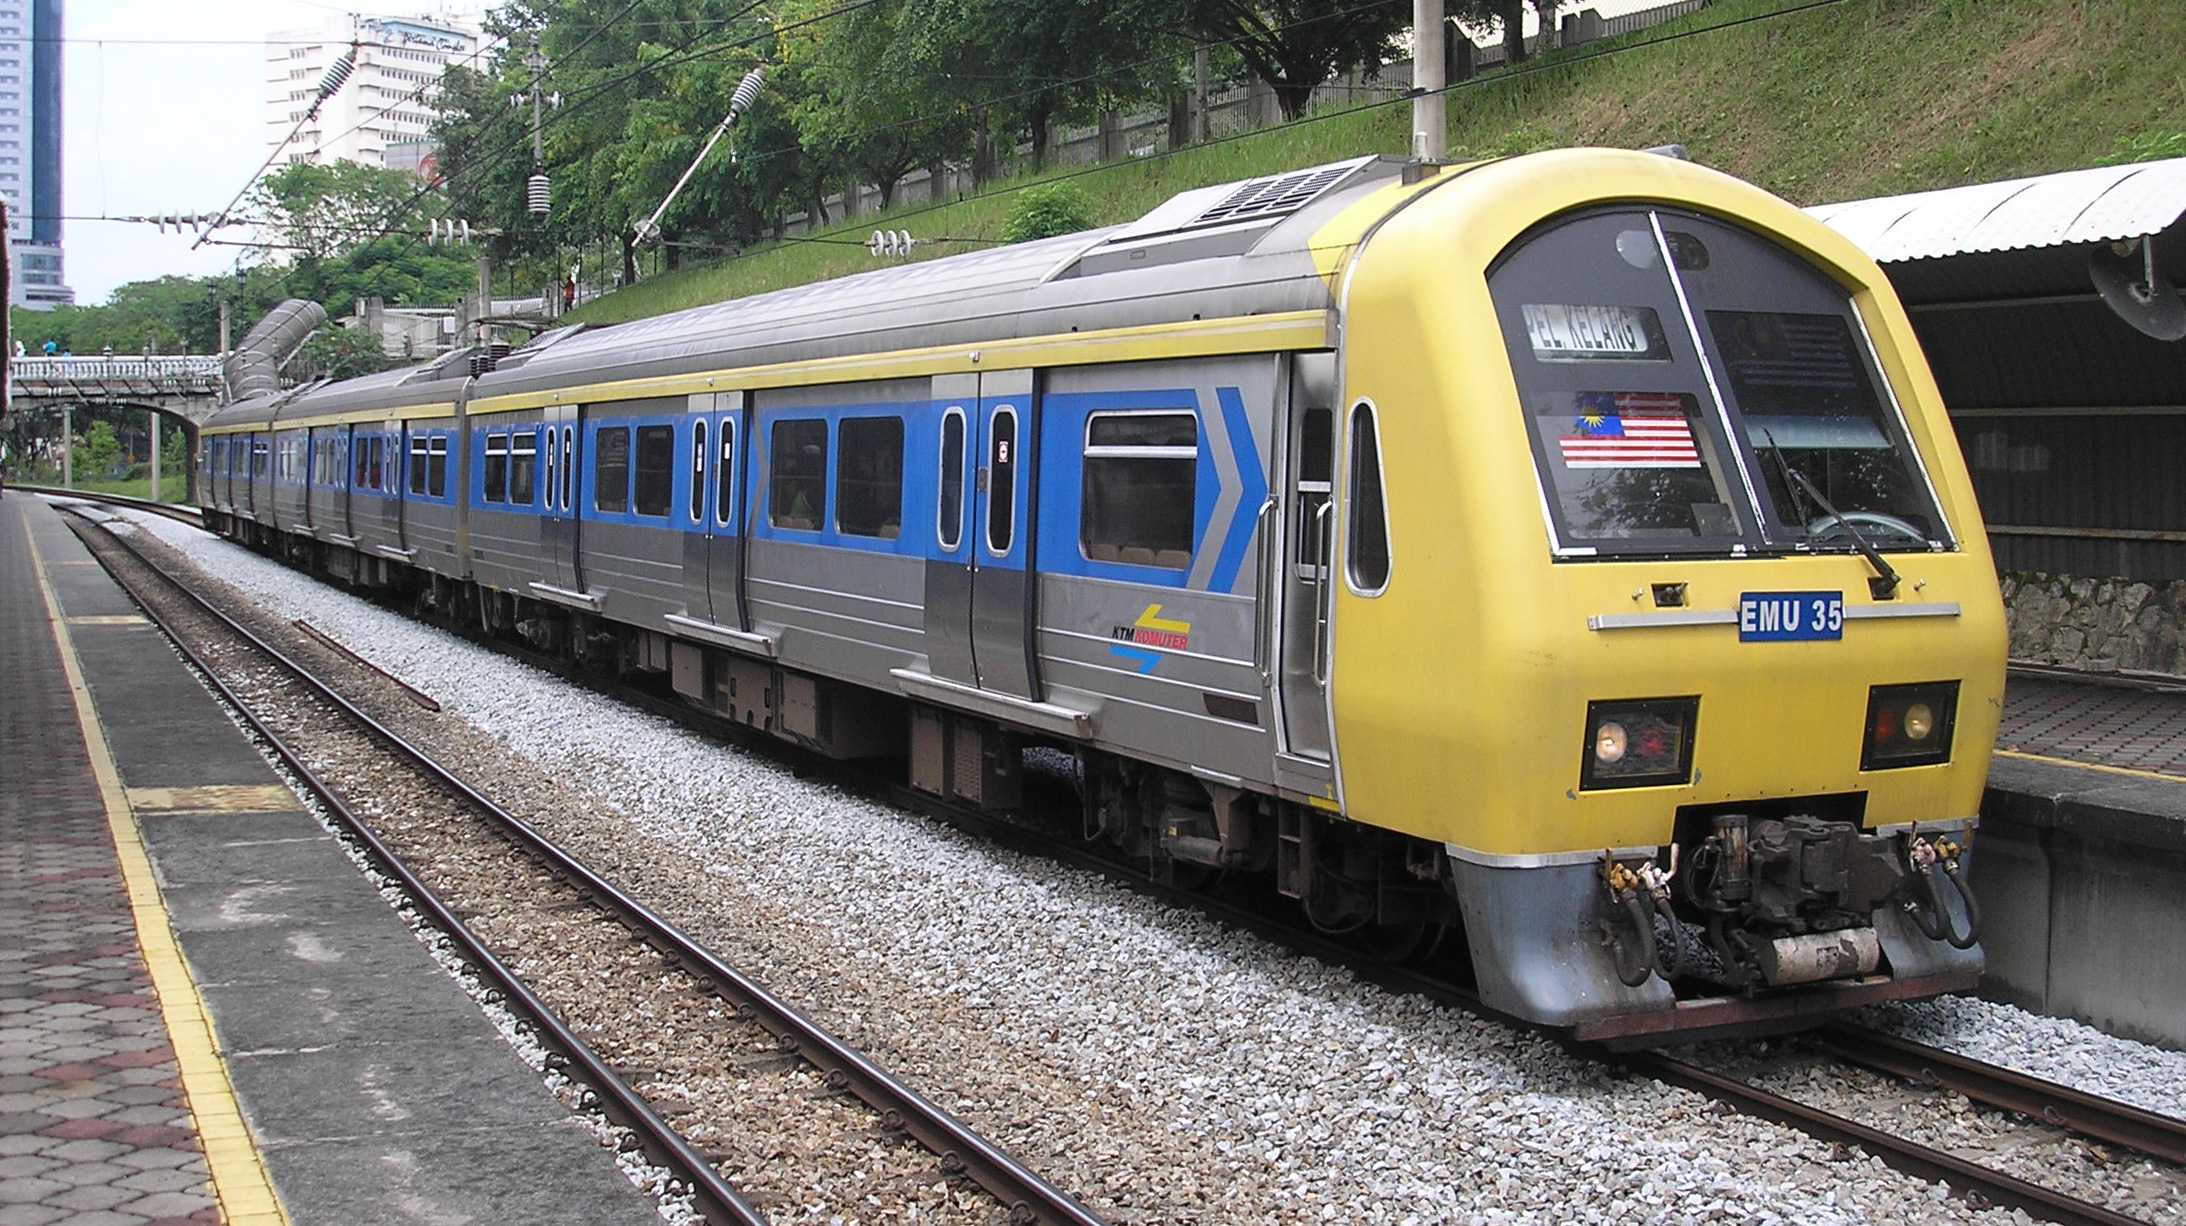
[266,13,488,174]
[3,0,72,309]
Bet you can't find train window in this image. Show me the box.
[634,424,674,517]
[690,420,708,523]
[427,436,449,499]
[595,426,631,513]
[560,427,574,511]
[769,419,826,530]
[937,408,966,550]
[837,417,904,539]
[1346,403,1390,593]
[510,432,537,506]
[714,422,735,527]
[369,437,385,492]
[1295,407,1333,570]
[1493,207,1948,557]
[483,433,508,503]
[1707,306,1942,547]
[409,436,428,495]
[1081,411,1196,568]
[986,407,1018,556]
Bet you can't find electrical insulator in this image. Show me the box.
[527,173,551,218]
[727,66,767,124]
[867,230,916,257]
[317,53,355,101]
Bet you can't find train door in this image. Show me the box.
[335,428,353,539]
[678,392,744,627]
[540,404,582,591]
[301,429,322,532]
[1274,356,1336,763]
[923,370,1039,699]
[376,427,403,548]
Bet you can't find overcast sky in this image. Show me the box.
[61,0,490,306]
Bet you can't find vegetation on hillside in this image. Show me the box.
[565,0,2186,324]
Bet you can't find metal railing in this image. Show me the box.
[9,355,226,400]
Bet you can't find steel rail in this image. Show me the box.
[1816,1024,2186,1165]
[17,483,206,527]
[64,513,766,1226]
[1630,1052,2158,1226]
[72,511,1111,1226]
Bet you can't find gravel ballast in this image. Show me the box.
[120,506,2186,1224]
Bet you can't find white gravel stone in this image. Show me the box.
[123,508,2185,1223]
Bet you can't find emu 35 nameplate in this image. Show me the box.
[1738,591,1843,641]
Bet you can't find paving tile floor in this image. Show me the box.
[1997,674,2186,777]
[3,500,218,1226]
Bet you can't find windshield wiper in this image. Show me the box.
[1763,429,1900,598]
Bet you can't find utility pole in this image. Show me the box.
[523,35,552,227]
[1413,0,1447,162]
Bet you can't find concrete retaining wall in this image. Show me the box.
[1974,756,2186,1049]
[2002,571,2186,678]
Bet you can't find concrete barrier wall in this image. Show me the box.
[1975,757,2186,1049]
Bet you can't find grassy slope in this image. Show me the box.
[573,0,2185,325]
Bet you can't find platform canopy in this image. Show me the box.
[1805,158,2186,584]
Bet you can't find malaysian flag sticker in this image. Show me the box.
[1557,392,1700,468]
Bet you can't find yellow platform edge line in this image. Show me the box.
[23,516,293,1226]
[1994,747,2186,785]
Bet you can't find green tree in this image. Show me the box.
[294,324,399,382]
[1000,182,1098,242]
[778,0,974,209]
[77,421,123,480]
[1182,0,1412,121]
[16,276,226,357]
[250,161,435,262]
[436,1,776,280]
[895,0,1183,171]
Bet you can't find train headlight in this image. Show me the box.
[1594,722,1629,764]
[1862,682,1958,770]
[1904,703,1936,742]
[1580,698,1698,791]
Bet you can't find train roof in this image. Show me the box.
[209,154,1418,431]
[474,154,1414,398]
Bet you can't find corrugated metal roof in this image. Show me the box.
[1805,157,2186,263]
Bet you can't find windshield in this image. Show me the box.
[1490,208,1950,558]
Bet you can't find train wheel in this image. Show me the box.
[1352,919,1450,966]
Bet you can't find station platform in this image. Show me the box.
[0,494,666,1225]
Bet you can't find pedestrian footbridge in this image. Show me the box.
[8,355,227,424]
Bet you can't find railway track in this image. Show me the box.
[1629,1048,2171,1226]
[65,507,1110,1226]
[1813,1024,2186,1166]
[17,483,205,526]
[88,504,2184,1226]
